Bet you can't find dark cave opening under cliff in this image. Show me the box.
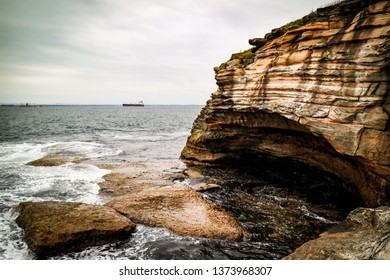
[185,110,372,208]
[198,155,365,257]
[252,154,361,207]
[202,153,365,217]
[182,110,378,256]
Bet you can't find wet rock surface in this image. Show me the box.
[284,207,390,259]
[27,153,89,166]
[15,201,135,258]
[105,186,244,241]
[26,154,69,166]
[97,162,186,197]
[197,161,364,255]
[13,0,390,260]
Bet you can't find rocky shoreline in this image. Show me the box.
[181,0,390,207]
[18,155,245,258]
[284,207,390,260]
[179,0,390,259]
[15,0,390,259]
[17,151,390,260]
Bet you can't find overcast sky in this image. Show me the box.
[0,0,334,105]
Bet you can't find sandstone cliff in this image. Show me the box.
[181,0,390,207]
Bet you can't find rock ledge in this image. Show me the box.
[105,186,244,241]
[284,207,390,260]
[16,201,135,258]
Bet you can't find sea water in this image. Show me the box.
[0,105,200,259]
[0,105,359,260]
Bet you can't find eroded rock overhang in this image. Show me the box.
[181,0,390,207]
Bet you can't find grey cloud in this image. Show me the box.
[0,0,334,105]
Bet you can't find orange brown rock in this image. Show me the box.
[181,0,390,207]
[16,201,135,258]
[105,186,244,241]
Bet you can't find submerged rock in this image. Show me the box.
[15,201,135,258]
[27,154,68,166]
[180,0,390,206]
[192,183,222,191]
[284,207,390,260]
[105,186,244,241]
[27,153,89,166]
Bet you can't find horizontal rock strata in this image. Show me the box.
[181,0,390,206]
[16,201,135,258]
[105,186,244,241]
[284,207,390,259]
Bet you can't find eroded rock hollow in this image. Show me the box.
[181,0,390,207]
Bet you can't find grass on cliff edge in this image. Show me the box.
[280,0,373,31]
[219,48,255,69]
[281,11,329,31]
[218,0,369,70]
[220,1,334,68]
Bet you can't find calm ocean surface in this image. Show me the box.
[0,105,356,260]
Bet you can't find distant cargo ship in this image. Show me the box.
[122,101,144,107]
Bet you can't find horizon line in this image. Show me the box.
[0,103,205,106]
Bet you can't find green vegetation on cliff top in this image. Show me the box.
[231,48,255,64]
[219,0,380,70]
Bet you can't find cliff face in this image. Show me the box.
[181,0,390,207]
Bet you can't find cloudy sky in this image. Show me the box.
[0,0,334,105]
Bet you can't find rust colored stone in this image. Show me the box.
[181,1,390,206]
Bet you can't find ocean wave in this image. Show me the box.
[113,131,190,142]
[51,225,200,260]
[0,141,121,166]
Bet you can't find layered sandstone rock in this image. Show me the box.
[105,186,244,241]
[16,201,135,258]
[181,0,390,206]
[284,207,390,260]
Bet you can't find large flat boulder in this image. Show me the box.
[284,207,390,259]
[16,201,135,258]
[105,186,244,241]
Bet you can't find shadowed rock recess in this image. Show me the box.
[181,0,390,207]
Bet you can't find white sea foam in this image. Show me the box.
[0,209,33,260]
[0,142,51,166]
[19,165,105,203]
[0,141,117,259]
[0,105,203,260]
[52,225,197,260]
[0,141,120,166]
[0,141,119,215]
[41,141,121,158]
[299,205,338,224]
[113,131,189,142]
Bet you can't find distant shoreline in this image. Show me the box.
[0,104,204,107]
